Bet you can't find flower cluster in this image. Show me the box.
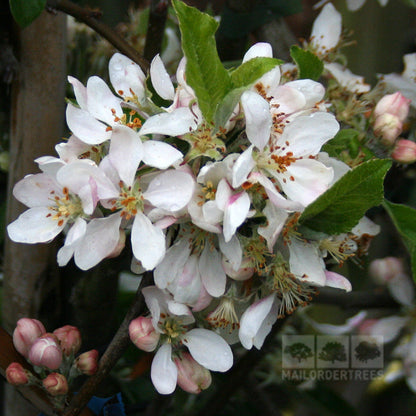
[8,2,392,395]
[6,319,98,408]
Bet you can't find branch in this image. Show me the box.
[46,0,150,72]
[62,271,153,416]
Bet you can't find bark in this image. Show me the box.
[3,10,67,416]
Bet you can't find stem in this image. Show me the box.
[62,272,153,416]
[143,0,169,62]
[45,0,150,72]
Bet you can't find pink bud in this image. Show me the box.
[53,325,82,356]
[391,139,416,163]
[374,113,402,144]
[42,373,68,396]
[28,334,62,370]
[374,92,410,122]
[358,319,377,335]
[370,257,404,283]
[222,257,254,281]
[129,316,160,352]
[13,318,46,357]
[75,349,99,375]
[174,352,212,394]
[6,362,29,386]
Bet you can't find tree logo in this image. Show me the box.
[284,342,314,363]
[318,342,347,363]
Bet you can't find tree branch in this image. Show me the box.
[62,272,153,416]
[46,0,150,72]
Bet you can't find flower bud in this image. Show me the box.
[174,352,212,394]
[392,139,416,163]
[29,334,62,370]
[129,316,160,352]
[42,373,68,396]
[13,318,46,357]
[374,113,402,144]
[75,349,99,375]
[369,257,404,283]
[53,325,82,356]
[374,92,410,122]
[6,362,29,386]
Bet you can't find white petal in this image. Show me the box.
[151,344,177,394]
[199,244,226,297]
[142,140,183,169]
[183,328,233,372]
[241,91,271,151]
[223,192,250,242]
[218,234,242,271]
[109,125,143,187]
[171,254,202,305]
[68,76,88,110]
[239,294,278,350]
[388,273,414,306]
[74,214,122,270]
[243,42,273,61]
[66,104,111,145]
[140,107,198,136]
[307,311,367,335]
[150,55,175,100]
[131,212,166,270]
[258,201,288,251]
[284,79,325,108]
[144,170,194,212]
[215,178,233,211]
[324,271,352,291]
[346,0,366,11]
[232,146,255,188]
[7,207,64,243]
[369,316,408,343]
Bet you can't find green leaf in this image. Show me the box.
[401,0,416,7]
[9,0,46,28]
[214,86,247,129]
[172,0,232,122]
[230,57,282,88]
[383,199,416,280]
[290,45,324,81]
[299,159,391,234]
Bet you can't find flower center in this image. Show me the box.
[206,296,240,331]
[197,180,216,206]
[111,182,144,220]
[47,187,83,226]
[160,317,187,344]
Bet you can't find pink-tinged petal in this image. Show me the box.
[324,271,352,292]
[284,79,325,108]
[278,112,339,157]
[369,316,408,343]
[258,201,288,251]
[109,125,143,187]
[86,76,123,125]
[192,285,212,312]
[241,91,271,151]
[239,293,279,350]
[288,239,326,286]
[279,159,333,207]
[232,146,255,188]
[270,85,306,115]
[307,311,367,335]
[388,273,414,306]
[199,244,226,297]
[140,107,198,137]
[151,344,177,395]
[223,192,250,242]
[243,42,273,61]
[182,328,233,372]
[131,212,166,270]
[150,55,175,101]
[144,170,194,212]
[67,76,88,110]
[142,140,183,169]
[218,234,242,272]
[154,238,191,289]
[74,214,122,270]
[215,178,233,211]
[310,3,342,55]
[171,255,202,306]
[66,104,111,145]
[109,53,146,102]
[7,207,65,243]
[12,173,61,207]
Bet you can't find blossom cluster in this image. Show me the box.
[7,2,405,395]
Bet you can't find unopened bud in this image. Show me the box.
[6,362,29,386]
[29,334,62,370]
[13,318,46,357]
[174,352,212,394]
[129,316,160,352]
[370,257,404,283]
[391,139,416,163]
[374,113,402,144]
[42,373,68,396]
[222,257,254,281]
[374,92,410,121]
[53,325,81,356]
[75,349,99,375]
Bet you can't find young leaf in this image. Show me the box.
[9,0,46,28]
[172,0,232,123]
[299,159,391,235]
[290,45,324,81]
